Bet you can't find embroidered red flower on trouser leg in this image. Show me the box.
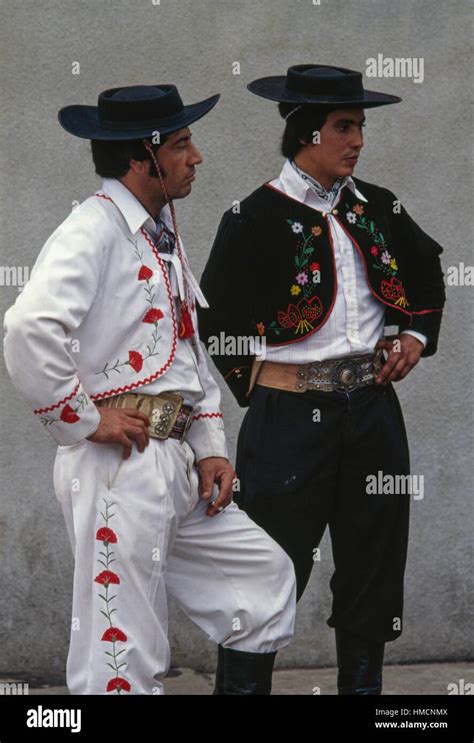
[94,500,131,693]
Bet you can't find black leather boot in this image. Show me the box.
[335,628,385,695]
[213,645,277,695]
[212,644,226,695]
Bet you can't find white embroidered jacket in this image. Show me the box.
[3,182,227,459]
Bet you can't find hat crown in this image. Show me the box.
[98,85,184,129]
[287,65,364,99]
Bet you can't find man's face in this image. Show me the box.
[147,127,203,200]
[300,108,365,183]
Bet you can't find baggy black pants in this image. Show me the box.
[235,382,411,644]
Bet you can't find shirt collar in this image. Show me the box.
[100,177,174,236]
[278,158,367,205]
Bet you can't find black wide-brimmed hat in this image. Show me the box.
[248,64,401,108]
[58,84,220,140]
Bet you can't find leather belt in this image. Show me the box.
[96,391,194,441]
[256,350,384,394]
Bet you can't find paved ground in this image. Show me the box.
[1,662,472,695]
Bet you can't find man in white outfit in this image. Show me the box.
[3,84,296,695]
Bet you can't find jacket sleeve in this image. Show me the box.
[184,330,229,462]
[198,209,257,407]
[386,192,446,357]
[3,205,108,445]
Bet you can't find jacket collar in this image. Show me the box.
[100,177,174,236]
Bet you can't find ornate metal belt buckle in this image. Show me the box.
[149,392,183,440]
[332,360,359,391]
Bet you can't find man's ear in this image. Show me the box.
[128,158,149,175]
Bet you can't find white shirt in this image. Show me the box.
[262,160,426,364]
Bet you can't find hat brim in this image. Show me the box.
[58,94,220,140]
[247,76,401,108]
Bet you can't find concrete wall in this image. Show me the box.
[0,0,472,678]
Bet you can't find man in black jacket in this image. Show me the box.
[199,65,445,695]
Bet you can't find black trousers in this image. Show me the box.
[235,382,411,644]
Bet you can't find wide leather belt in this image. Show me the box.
[96,391,194,441]
[256,350,384,394]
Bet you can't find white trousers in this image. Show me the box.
[53,437,296,694]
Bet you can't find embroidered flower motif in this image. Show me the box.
[353,204,365,216]
[267,218,324,337]
[127,350,143,372]
[277,296,323,335]
[344,201,398,279]
[143,308,164,324]
[381,277,409,308]
[101,627,128,642]
[256,322,265,336]
[107,678,131,694]
[96,498,131,693]
[60,404,81,424]
[95,240,165,379]
[96,527,117,544]
[40,392,89,427]
[138,265,154,281]
[94,570,120,586]
[346,211,357,224]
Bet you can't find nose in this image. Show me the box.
[352,127,364,151]
[189,142,203,166]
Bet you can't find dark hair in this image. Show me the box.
[278,103,336,159]
[90,136,168,178]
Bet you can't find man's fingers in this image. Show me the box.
[376,354,400,384]
[124,424,149,452]
[123,409,150,427]
[206,472,234,517]
[384,358,408,384]
[200,471,215,500]
[118,433,133,460]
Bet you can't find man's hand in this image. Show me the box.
[87,407,150,460]
[375,334,424,385]
[197,457,235,517]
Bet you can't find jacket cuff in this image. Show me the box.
[185,413,228,462]
[33,383,101,446]
[400,330,427,349]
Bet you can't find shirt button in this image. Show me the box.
[332,209,339,215]
[321,211,327,218]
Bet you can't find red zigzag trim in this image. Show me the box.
[33,382,81,415]
[192,412,223,421]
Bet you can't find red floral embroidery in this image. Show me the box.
[102,627,127,642]
[60,404,81,424]
[381,278,409,308]
[107,677,131,693]
[138,265,153,281]
[96,501,131,693]
[39,391,89,427]
[95,240,165,379]
[96,527,117,544]
[128,351,143,372]
[277,296,323,335]
[94,570,120,586]
[143,308,164,324]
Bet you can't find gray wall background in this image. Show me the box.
[0,0,472,681]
